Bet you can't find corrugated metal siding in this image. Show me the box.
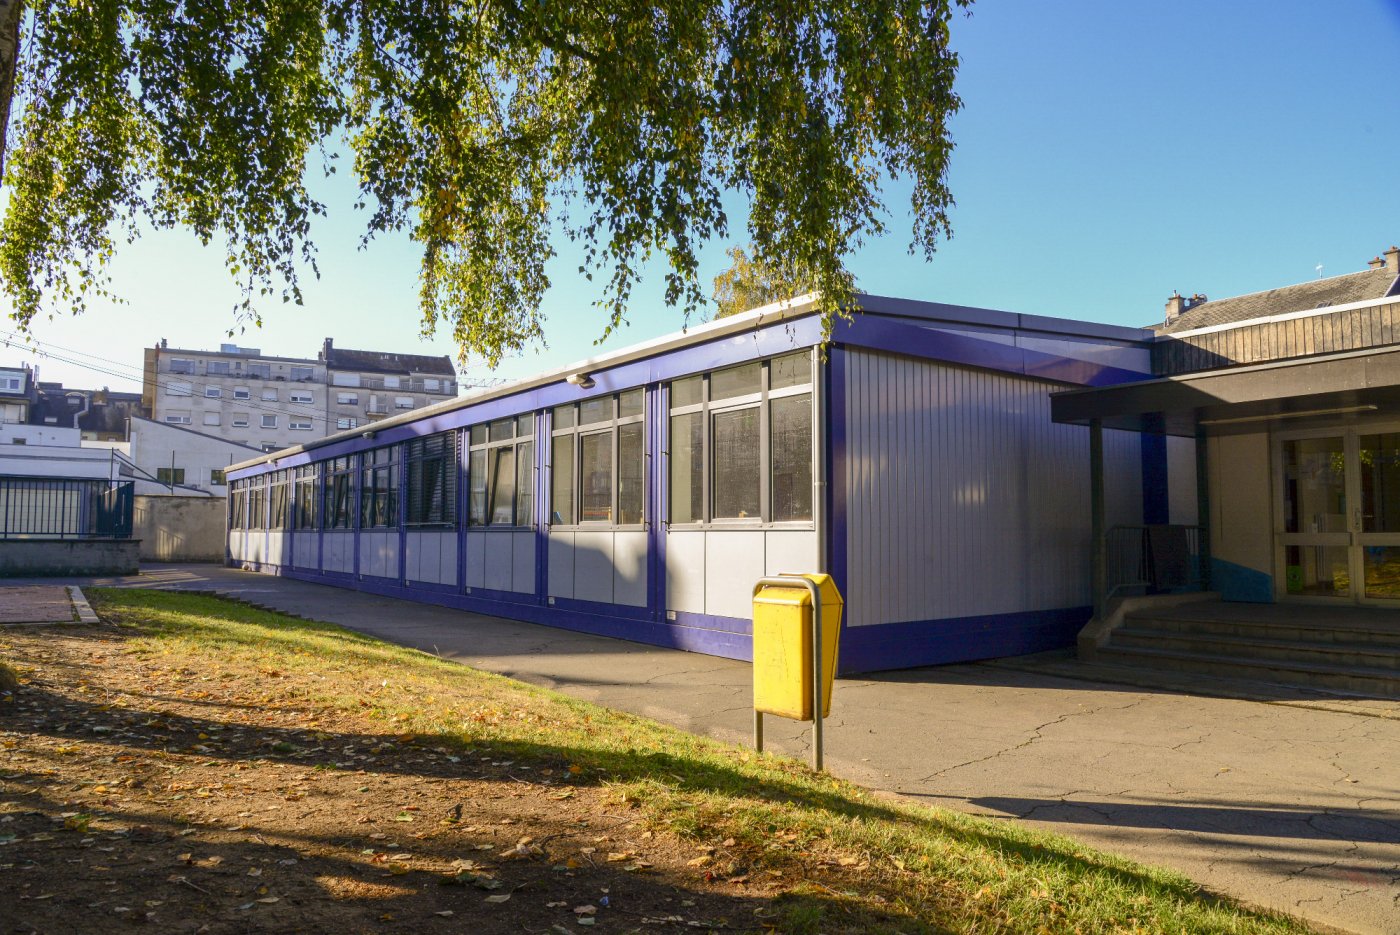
[843,349,1140,628]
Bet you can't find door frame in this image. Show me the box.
[1273,422,1400,604]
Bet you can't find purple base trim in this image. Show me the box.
[272,566,752,660]
[837,606,1091,674]
[667,609,751,637]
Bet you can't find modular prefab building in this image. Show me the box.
[225,294,1171,672]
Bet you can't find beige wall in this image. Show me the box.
[133,495,226,562]
[1207,431,1274,599]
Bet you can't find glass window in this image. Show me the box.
[669,412,703,524]
[468,448,488,525]
[553,404,576,429]
[360,447,399,529]
[208,360,230,375]
[671,375,702,408]
[712,408,760,519]
[667,354,814,525]
[248,363,272,379]
[489,447,516,524]
[204,386,221,398]
[1282,437,1346,534]
[618,389,644,419]
[489,418,514,443]
[261,389,277,401]
[168,359,194,374]
[515,415,534,437]
[211,469,226,486]
[324,457,355,529]
[580,431,613,522]
[516,440,534,525]
[293,465,319,529]
[552,434,575,524]
[261,415,277,428]
[580,397,612,425]
[618,423,645,524]
[711,362,761,400]
[468,421,534,526]
[771,394,813,521]
[770,352,812,390]
[290,366,314,381]
[1359,433,1400,533]
[156,467,186,485]
[406,431,458,526]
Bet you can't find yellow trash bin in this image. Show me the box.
[752,574,843,720]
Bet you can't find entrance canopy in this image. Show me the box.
[1051,344,1400,436]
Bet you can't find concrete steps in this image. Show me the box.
[1098,603,1400,698]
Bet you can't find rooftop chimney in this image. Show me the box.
[1165,291,1188,322]
[1385,245,1400,274]
[1369,256,1385,270]
[321,337,333,362]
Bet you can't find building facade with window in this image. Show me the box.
[225,294,1164,673]
[0,364,35,425]
[322,338,458,433]
[143,341,329,451]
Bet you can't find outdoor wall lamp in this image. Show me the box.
[567,372,596,390]
[362,430,377,439]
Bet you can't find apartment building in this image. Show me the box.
[143,342,329,451]
[0,364,35,424]
[143,339,458,452]
[322,338,457,432]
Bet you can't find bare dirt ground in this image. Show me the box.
[0,625,816,934]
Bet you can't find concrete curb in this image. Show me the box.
[68,586,100,625]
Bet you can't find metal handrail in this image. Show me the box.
[1105,523,1204,602]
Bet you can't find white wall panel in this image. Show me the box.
[483,533,514,590]
[404,531,456,585]
[705,531,765,619]
[765,531,818,578]
[573,531,615,604]
[465,531,486,589]
[323,532,354,574]
[292,532,318,570]
[266,532,289,567]
[843,349,1136,629]
[547,531,575,598]
[665,531,706,613]
[359,531,398,579]
[613,531,648,607]
[228,529,244,562]
[511,531,535,593]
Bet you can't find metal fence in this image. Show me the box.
[1106,524,1204,601]
[0,477,135,540]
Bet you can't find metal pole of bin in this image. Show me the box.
[752,576,825,772]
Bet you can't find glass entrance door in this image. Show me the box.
[1278,428,1400,602]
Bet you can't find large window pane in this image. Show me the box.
[580,397,612,425]
[617,423,644,524]
[770,352,811,390]
[671,376,702,408]
[618,389,644,419]
[580,431,613,521]
[711,362,761,400]
[516,441,534,525]
[1360,433,1400,533]
[490,447,517,525]
[771,394,812,521]
[670,412,703,523]
[468,449,488,525]
[712,408,760,519]
[553,404,576,429]
[488,418,514,443]
[1364,546,1400,599]
[552,434,575,524]
[1284,544,1350,597]
[1282,437,1346,533]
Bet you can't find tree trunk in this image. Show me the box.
[0,0,24,182]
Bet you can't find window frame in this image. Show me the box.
[550,390,646,528]
[405,431,459,527]
[359,445,401,529]
[468,416,536,528]
[666,351,815,528]
[322,456,356,530]
[293,464,319,530]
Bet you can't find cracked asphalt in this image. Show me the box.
[15,565,1399,935]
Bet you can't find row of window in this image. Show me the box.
[334,391,417,409]
[164,411,313,430]
[230,353,814,531]
[167,382,317,404]
[155,467,227,486]
[168,359,316,381]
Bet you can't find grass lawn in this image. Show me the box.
[0,589,1312,934]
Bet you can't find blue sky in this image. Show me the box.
[4,0,1400,392]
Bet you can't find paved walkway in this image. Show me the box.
[6,565,1399,934]
[0,585,75,624]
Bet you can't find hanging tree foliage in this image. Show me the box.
[0,0,969,365]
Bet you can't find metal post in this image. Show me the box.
[1195,423,1211,591]
[1089,418,1106,622]
[752,576,826,772]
